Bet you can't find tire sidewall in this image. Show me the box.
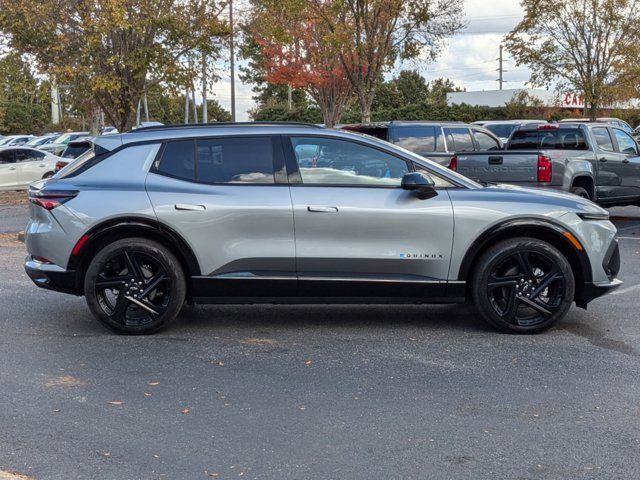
[84,238,186,334]
[472,237,575,334]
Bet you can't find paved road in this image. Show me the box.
[0,212,639,479]
[0,204,28,234]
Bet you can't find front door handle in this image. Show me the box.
[307,205,338,213]
[622,159,630,164]
[8,167,16,170]
[175,203,206,211]
[599,157,608,163]
[38,163,46,167]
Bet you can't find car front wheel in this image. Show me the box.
[84,238,186,334]
[472,237,575,334]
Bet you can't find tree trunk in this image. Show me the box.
[588,102,598,121]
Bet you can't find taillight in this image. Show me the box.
[55,160,67,172]
[448,155,458,171]
[28,189,78,210]
[537,154,552,182]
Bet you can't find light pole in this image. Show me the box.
[229,0,236,122]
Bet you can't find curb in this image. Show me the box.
[17,231,25,243]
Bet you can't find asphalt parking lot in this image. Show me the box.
[1,204,640,479]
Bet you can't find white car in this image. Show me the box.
[0,147,61,190]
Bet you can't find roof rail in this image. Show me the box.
[129,121,324,133]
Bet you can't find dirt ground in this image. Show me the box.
[0,190,28,206]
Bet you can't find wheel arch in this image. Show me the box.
[458,218,592,303]
[571,176,595,199]
[67,216,201,296]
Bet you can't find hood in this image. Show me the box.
[483,183,609,216]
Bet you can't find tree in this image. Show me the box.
[310,0,464,122]
[0,0,229,132]
[0,52,49,134]
[505,0,640,120]
[245,2,353,127]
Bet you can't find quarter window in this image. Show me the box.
[593,127,614,152]
[391,126,444,155]
[15,149,45,162]
[290,137,410,186]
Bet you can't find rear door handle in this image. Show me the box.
[488,156,503,165]
[599,158,608,163]
[175,203,206,211]
[307,205,338,213]
[622,159,630,164]
[8,167,16,170]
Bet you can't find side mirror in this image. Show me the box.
[401,172,438,200]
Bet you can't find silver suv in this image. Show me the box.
[24,122,621,334]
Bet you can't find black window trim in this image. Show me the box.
[592,126,616,153]
[150,134,286,186]
[282,133,463,189]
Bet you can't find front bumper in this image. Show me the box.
[576,279,622,308]
[24,256,81,295]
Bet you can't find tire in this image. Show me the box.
[84,238,186,334]
[42,172,54,179]
[570,186,591,199]
[471,237,575,334]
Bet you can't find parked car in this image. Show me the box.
[453,122,640,206]
[559,118,637,138]
[53,140,93,172]
[0,135,36,146]
[25,122,620,335]
[480,120,548,144]
[340,121,502,167]
[38,131,90,156]
[0,147,61,190]
[26,134,61,147]
[101,126,119,135]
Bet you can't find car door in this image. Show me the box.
[609,127,640,199]
[0,149,17,189]
[285,135,455,299]
[592,126,622,200]
[15,149,49,186]
[145,135,297,298]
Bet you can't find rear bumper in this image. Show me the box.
[575,279,622,308]
[24,256,81,295]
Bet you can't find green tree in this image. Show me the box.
[0,0,229,132]
[0,52,49,134]
[505,0,640,120]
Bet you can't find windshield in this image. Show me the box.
[0,137,13,145]
[485,124,517,139]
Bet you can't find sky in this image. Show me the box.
[205,0,530,121]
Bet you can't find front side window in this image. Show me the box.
[473,130,501,151]
[444,127,474,152]
[593,127,614,152]
[15,149,45,162]
[290,136,410,186]
[613,128,638,155]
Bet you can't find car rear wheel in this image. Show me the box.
[84,238,186,334]
[472,237,575,334]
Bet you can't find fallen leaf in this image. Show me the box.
[304,360,312,366]
[53,409,61,413]
[153,454,160,459]
[240,337,275,345]
[101,452,111,457]
[408,337,417,341]
[298,405,306,411]
[144,392,152,397]
[148,382,160,386]
[107,401,124,406]
[181,408,190,414]
[205,471,219,477]
[216,361,224,366]
[45,375,85,387]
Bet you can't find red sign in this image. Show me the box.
[562,92,585,108]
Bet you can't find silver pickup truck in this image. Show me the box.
[454,123,640,207]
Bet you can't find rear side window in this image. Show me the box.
[391,126,444,155]
[509,128,588,150]
[444,127,474,152]
[157,140,195,181]
[155,137,275,184]
[0,150,14,164]
[196,137,274,184]
[593,127,614,152]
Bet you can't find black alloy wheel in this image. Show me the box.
[84,238,186,334]
[472,238,575,333]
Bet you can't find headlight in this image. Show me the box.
[577,212,609,221]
